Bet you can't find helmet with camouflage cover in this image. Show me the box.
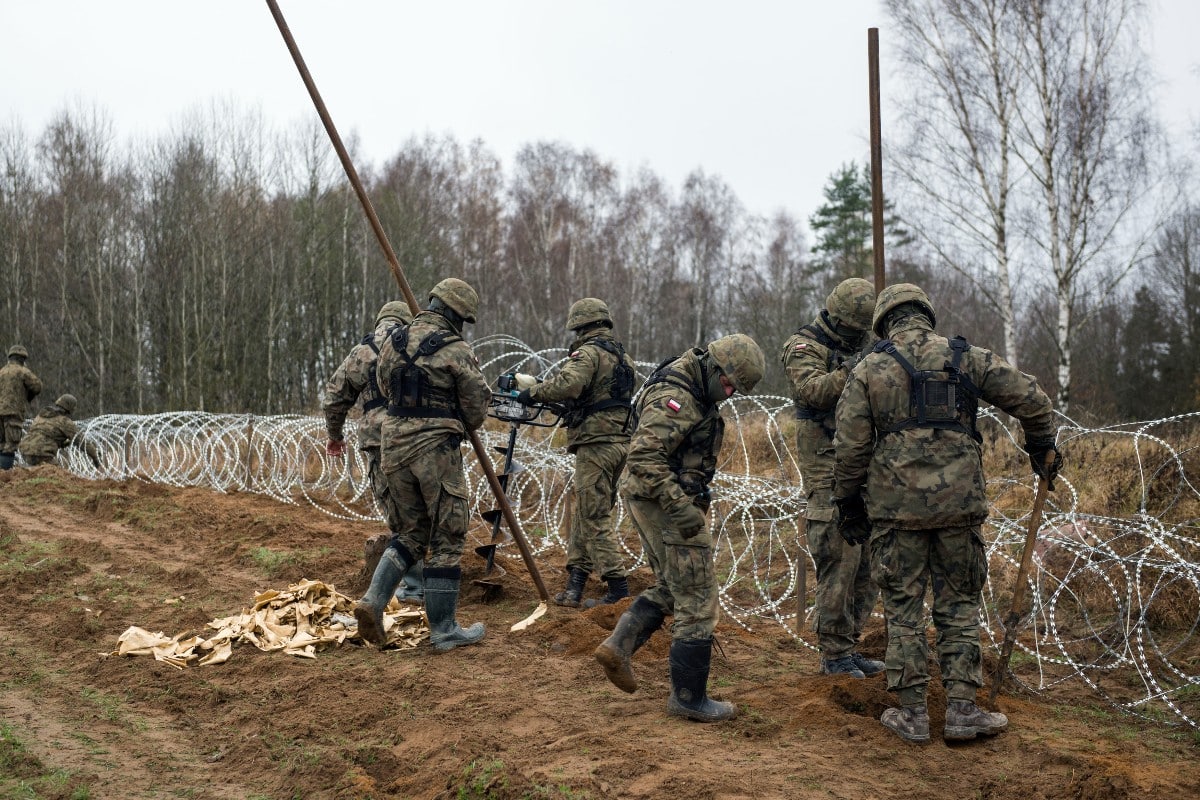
[707,334,766,394]
[429,278,479,324]
[872,283,936,337]
[7,344,28,360]
[826,278,876,332]
[375,300,413,328]
[565,298,613,331]
[55,394,77,414]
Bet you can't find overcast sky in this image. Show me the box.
[3,1,1198,225]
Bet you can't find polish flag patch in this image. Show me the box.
[794,343,808,350]
[666,398,682,412]
[569,350,581,358]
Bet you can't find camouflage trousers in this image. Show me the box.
[380,434,470,570]
[806,484,877,657]
[870,525,988,706]
[1,414,23,455]
[565,441,627,579]
[626,496,719,641]
[363,446,403,534]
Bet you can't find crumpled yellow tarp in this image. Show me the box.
[105,579,427,669]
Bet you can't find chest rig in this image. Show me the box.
[875,335,981,443]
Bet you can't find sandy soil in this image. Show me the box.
[0,466,1195,800]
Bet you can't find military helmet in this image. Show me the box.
[872,283,936,337]
[56,394,77,414]
[375,300,413,328]
[826,278,876,332]
[565,298,613,331]
[429,278,479,324]
[7,344,28,359]
[707,334,766,395]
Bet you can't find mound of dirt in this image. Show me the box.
[0,466,1195,799]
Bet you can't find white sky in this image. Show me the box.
[3,1,1198,226]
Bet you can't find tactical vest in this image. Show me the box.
[360,331,388,413]
[875,335,982,443]
[559,337,634,429]
[385,326,464,419]
[636,349,724,496]
[792,317,852,424]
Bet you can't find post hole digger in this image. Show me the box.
[473,373,562,597]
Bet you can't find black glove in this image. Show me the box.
[516,388,533,406]
[834,493,871,547]
[665,493,707,539]
[1024,436,1063,491]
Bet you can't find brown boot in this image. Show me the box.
[594,596,664,692]
[944,700,1008,740]
[880,705,930,744]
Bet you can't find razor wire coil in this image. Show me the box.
[40,334,1200,730]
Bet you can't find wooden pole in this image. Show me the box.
[868,28,886,294]
[265,0,550,608]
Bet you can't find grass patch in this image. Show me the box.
[456,759,509,800]
[0,721,92,799]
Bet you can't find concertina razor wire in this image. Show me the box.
[42,333,1200,730]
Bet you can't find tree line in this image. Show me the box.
[2,0,1198,424]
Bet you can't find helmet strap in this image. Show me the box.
[428,298,465,332]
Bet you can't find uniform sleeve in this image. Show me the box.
[622,389,695,508]
[973,350,1056,441]
[527,347,598,404]
[453,346,493,433]
[832,365,875,500]
[781,336,847,411]
[321,346,368,441]
[25,369,42,401]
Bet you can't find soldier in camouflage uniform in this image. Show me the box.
[323,300,425,601]
[18,394,100,468]
[832,284,1062,743]
[780,277,883,679]
[0,345,42,470]
[353,278,492,652]
[512,298,637,608]
[595,334,765,723]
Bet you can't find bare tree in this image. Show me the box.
[887,0,1025,366]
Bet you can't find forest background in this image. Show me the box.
[2,0,1198,426]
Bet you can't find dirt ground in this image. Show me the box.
[1,466,1196,800]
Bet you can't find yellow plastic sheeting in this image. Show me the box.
[105,579,427,668]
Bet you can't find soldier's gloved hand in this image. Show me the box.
[326,438,346,458]
[516,388,533,406]
[513,373,538,391]
[665,493,707,539]
[834,493,871,546]
[1024,436,1063,491]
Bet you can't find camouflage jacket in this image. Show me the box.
[526,327,636,451]
[322,320,401,450]
[377,311,491,469]
[0,361,42,417]
[18,405,98,463]
[833,315,1055,529]
[619,348,725,516]
[780,312,860,515]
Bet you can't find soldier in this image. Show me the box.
[0,345,42,470]
[833,283,1061,744]
[512,298,637,608]
[780,278,883,679]
[594,334,765,723]
[323,300,425,602]
[353,278,492,652]
[18,394,100,468]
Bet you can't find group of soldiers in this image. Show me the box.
[321,274,1063,742]
[0,345,97,471]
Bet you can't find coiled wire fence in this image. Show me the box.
[48,333,1200,730]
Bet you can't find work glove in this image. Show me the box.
[513,373,538,391]
[1024,435,1063,491]
[325,438,346,458]
[665,493,707,539]
[516,389,533,406]
[834,493,871,547]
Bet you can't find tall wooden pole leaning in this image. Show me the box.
[265,0,551,622]
[868,28,886,294]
